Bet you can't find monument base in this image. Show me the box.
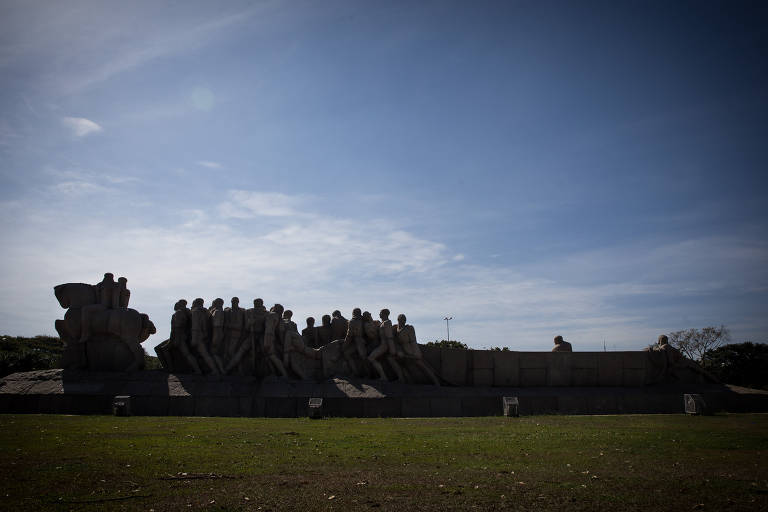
[1,369,767,417]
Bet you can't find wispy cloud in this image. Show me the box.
[62,117,102,137]
[196,160,222,169]
[218,190,308,218]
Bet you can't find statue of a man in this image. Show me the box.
[262,304,287,377]
[367,308,406,381]
[242,298,267,371]
[395,313,440,386]
[169,299,201,373]
[317,314,333,347]
[331,310,348,341]
[342,308,367,377]
[282,311,320,379]
[302,317,318,349]
[209,298,227,372]
[79,273,116,343]
[222,297,247,374]
[551,335,573,352]
[189,298,222,375]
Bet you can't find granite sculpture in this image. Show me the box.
[54,273,155,372]
[552,335,573,352]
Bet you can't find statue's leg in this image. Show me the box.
[194,341,221,375]
[385,355,406,382]
[178,342,202,374]
[269,354,288,377]
[342,342,359,376]
[367,343,388,380]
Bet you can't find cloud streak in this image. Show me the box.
[62,117,102,137]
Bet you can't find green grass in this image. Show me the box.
[1,414,767,511]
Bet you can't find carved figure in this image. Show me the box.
[317,314,332,347]
[282,313,321,379]
[552,335,573,352]
[209,298,226,371]
[302,317,318,348]
[330,310,348,341]
[367,308,406,381]
[54,274,154,372]
[224,297,246,356]
[155,300,201,374]
[189,298,222,375]
[395,314,440,386]
[263,304,288,376]
[342,308,368,377]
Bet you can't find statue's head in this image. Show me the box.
[283,309,293,319]
[658,334,669,346]
[362,311,372,322]
[352,307,362,318]
[332,310,341,318]
[254,298,263,308]
[380,308,390,321]
[306,316,315,327]
[104,272,114,280]
[554,335,564,345]
[192,298,204,308]
[322,314,331,326]
[397,313,406,325]
[174,299,187,311]
[272,303,284,316]
[213,298,224,308]
[118,277,127,284]
[231,297,239,307]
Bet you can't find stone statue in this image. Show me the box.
[395,313,440,386]
[224,297,246,357]
[302,317,318,348]
[645,334,718,383]
[317,314,332,347]
[189,298,222,375]
[246,298,267,371]
[263,304,288,377]
[209,298,226,372]
[281,312,321,379]
[367,308,406,381]
[54,274,155,372]
[330,310,348,341]
[552,335,573,352]
[155,299,201,374]
[342,308,368,377]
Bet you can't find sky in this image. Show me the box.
[0,0,766,352]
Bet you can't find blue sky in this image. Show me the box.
[1,0,766,351]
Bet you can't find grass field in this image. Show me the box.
[1,414,767,511]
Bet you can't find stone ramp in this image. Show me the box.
[1,369,767,417]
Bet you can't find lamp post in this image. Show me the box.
[443,316,453,343]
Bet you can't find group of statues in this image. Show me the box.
[155,298,441,385]
[54,273,156,372]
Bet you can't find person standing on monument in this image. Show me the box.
[367,308,406,382]
[395,313,440,386]
[551,335,573,352]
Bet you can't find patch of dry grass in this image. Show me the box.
[1,414,767,511]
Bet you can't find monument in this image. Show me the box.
[1,274,767,417]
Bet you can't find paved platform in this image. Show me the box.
[1,369,767,417]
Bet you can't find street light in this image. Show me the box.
[443,316,453,342]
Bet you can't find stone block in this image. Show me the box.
[401,397,430,417]
[519,368,547,387]
[440,349,468,386]
[363,397,401,418]
[548,353,572,386]
[586,394,619,414]
[622,368,645,387]
[493,351,519,387]
[572,368,598,387]
[472,350,494,369]
[238,396,253,417]
[324,397,363,417]
[430,397,463,417]
[570,353,598,369]
[131,396,169,416]
[519,352,549,369]
[421,345,442,378]
[518,395,557,415]
[168,396,195,416]
[195,396,240,417]
[460,396,499,416]
[472,368,493,387]
[597,353,623,386]
[251,397,266,417]
[557,395,588,414]
[71,394,112,415]
[621,352,647,369]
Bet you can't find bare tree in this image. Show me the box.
[667,325,731,361]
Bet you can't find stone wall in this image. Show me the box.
[420,348,661,387]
